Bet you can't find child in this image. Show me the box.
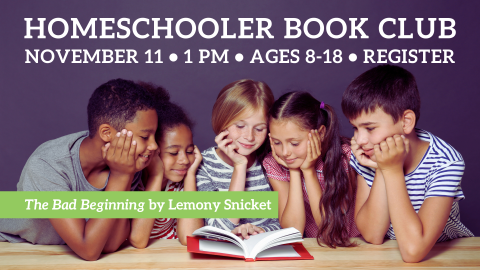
[0,79,162,261]
[128,83,203,247]
[196,79,281,239]
[342,65,474,262]
[263,91,360,248]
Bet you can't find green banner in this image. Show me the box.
[0,191,278,218]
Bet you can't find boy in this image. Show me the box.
[0,79,161,261]
[341,65,473,263]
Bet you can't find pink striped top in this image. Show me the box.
[262,144,360,238]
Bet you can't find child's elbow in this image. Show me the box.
[129,235,149,249]
[79,250,102,261]
[179,235,188,246]
[400,245,426,263]
[362,233,385,245]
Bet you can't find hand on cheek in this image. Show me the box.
[300,130,322,172]
[374,135,410,173]
[215,130,248,166]
[187,145,203,175]
[351,137,378,169]
[102,129,138,176]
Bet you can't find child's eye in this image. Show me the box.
[140,136,148,140]
[236,125,245,129]
[255,128,265,132]
[186,151,194,154]
[273,141,281,145]
[169,152,178,156]
[366,127,375,131]
[291,142,299,146]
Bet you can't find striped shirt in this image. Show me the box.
[149,180,184,239]
[196,147,282,232]
[350,129,474,241]
[263,144,360,238]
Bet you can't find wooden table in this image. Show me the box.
[1,237,479,269]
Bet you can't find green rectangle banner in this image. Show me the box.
[0,191,278,218]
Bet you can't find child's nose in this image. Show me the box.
[356,132,368,146]
[177,152,189,165]
[244,128,254,141]
[148,138,158,151]
[282,146,291,157]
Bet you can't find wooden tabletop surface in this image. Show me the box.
[1,237,479,269]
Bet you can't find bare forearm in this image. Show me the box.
[382,170,435,262]
[228,165,247,224]
[103,218,130,253]
[177,218,204,245]
[51,218,120,261]
[280,170,306,234]
[129,218,155,248]
[302,169,322,226]
[356,172,390,244]
[184,173,197,191]
[129,175,163,248]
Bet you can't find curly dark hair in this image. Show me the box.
[137,81,194,141]
[87,78,157,138]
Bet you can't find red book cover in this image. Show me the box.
[187,236,314,262]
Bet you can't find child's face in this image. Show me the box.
[159,124,195,182]
[225,109,268,157]
[269,120,310,169]
[349,107,404,162]
[123,109,159,171]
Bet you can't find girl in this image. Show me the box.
[263,91,360,248]
[196,79,281,239]
[129,83,203,247]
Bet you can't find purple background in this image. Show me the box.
[1,1,479,234]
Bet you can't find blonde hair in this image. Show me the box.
[211,79,274,134]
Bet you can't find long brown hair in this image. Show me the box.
[269,91,357,248]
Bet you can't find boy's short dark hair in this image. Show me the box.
[87,78,156,138]
[341,65,421,124]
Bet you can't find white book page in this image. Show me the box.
[199,239,244,257]
[193,226,303,259]
[193,226,246,252]
[247,227,302,258]
[256,245,300,258]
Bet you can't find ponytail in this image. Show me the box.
[316,104,357,248]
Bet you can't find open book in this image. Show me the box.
[187,226,313,262]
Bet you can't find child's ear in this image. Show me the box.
[98,124,116,143]
[402,110,416,135]
[317,125,326,140]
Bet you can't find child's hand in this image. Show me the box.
[187,145,202,175]
[146,150,164,179]
[269,134,288,167]
[374,135,410,173]
[300,130,322,172]
[102,129,138,176]
[351,137,378,169]
[231,223,265,240]
[215,130,248,166]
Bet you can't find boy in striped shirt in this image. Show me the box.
[341,65,473,263]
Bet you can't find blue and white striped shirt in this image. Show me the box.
[350,129,474,241]
[196,147,281,232]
